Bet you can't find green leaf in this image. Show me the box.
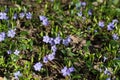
[68,52,75,57]
[86,41,91,46]
[20,31,28,35]
[113,0,119,5]
[116,8,120,12]
[72,74,81,79]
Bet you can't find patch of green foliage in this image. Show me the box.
[0,0,120,80]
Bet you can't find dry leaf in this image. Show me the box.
[70,35,80,43]
[92,2,99,6]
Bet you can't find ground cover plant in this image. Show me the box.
[0,0,120,80]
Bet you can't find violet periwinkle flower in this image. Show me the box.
[112,19,118,24]
[61,66,74,77]
[54,36,61,45]
[94,30,97,33]
[43,35,50,43]
[19,12,25,18]
[106,78,111,80]
[26,12,32,19]
[39,15,49,26]
[107,19,118,31]
[112,34,119,40]
[33,62,43,71]
[7,29,16,38]
[62,36,71,46]
[49,37,55,45]
[61,66,70,76]
[77,11,82,17]
[7,50,12,54]
[51,45,57,52]
[88,9,92,16]
[62,39,68,46]
[51,52,56,55]
[103,56,107,62]
[98,21,104,28]
[4,8,9,13]
[39,16,47,21]
[14,50,20,55]
[68,67,75,73]
[14,71,22,79]
[48,53,55,61]
[66,36,71,42]
[13,13,17,20]
[104,68,111,75]
[81,2,86,7]
[87,27,91,30]
[0,32,6,42]
[43,56,48,63]
[0,12,8,20]
[42,19,49,26]
[107,23,114,31]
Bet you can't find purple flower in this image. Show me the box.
[42,19,49,26]
[43,56,48,63]
[14,50,20,55]
[54,36,61,45]
[51,45,57,52]
[112,19,118,24]
[14,71,22,79]
[107,23,114,31]
[77,11,82,17]
[33,62,43,71]
[107,19,118,31]
[94,30,97,32]
[68,67,75,73]
[7,29,16,38]
[7,50,12,54]
[0,12,8,20]
[103,56,107,62]
[26,12,32,19]
[62,36,71,46]
[19,12,25,18]
[4,8,9,13]
[98,21,104,28]
[106,78,111,80]
[81,2,86,7]
[43,35,50,43]
[88,9,92,16]
[39,16,49,26]
[39,16,47,21]
[51,52,56,55]
[62,39,68,46]
[48,53,55,61]
[61,67,71,76]
[104,68,111,75]
[66,36,71,42]
[0,32,6,42]
[61,66,74,77]
[112,34,119,40]
[48,38,55,45]
[13,13,17,20]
